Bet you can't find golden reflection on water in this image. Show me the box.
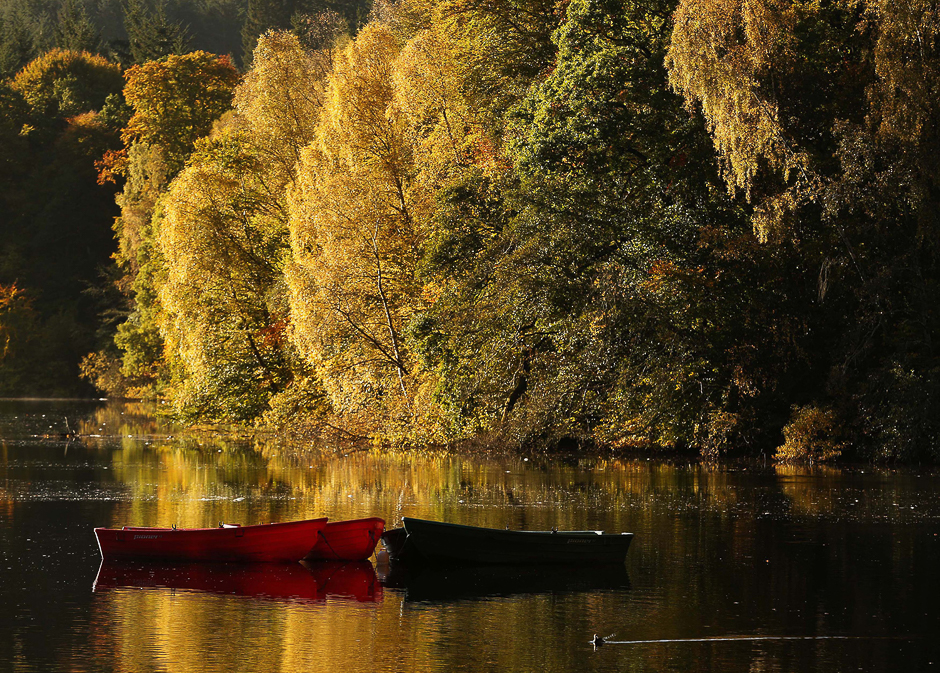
[89,571,636,673]
[2,402,936,672]
[66,401,929,525]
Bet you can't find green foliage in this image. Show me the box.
[0,82,27,184]
[105,141,169,395]
[260,375,330,427]
[0,57,122,394]
[0,6,39,79]
[55,0,102,53]
[416,0,772,450]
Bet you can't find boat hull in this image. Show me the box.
[390,518,633,565]
[94,518,328,563]
[304,517,385,561]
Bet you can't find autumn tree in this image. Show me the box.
[0,284,39,393]
[0,284,30,359]
[155,31,329,421]
[121,50,239,172]
[91,50,238,397]
[421,0,561,119]
[287,23,423,427]
[106,142,170,394]
[234,29,331,183]
[158,131,295,419]
[10,48,122,121]
[667,0,940,460]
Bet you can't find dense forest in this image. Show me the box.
[1,0,938,463]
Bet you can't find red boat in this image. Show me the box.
[94,518,328,563]
[304,517,385,561]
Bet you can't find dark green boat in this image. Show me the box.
[381,518,633,565]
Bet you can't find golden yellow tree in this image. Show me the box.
[867,0,940,145]
[666,0,811,240]
[156,32,333,421]
[393,25,479,185]
[234,30,335,185]
[287,23,424,426]
[667,1,940,242]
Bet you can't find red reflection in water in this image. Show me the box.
[93,559,383,603]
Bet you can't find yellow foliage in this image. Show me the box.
[393,28,476,181]
[868,0,940,143]
[0,283,31,360]
[775,404,846,463]
[287,24,423,427]
[157,127,291,416]
[667,0,804,200]
[667,0,940,242]
[11,48,121,116]
[122,51,239,168]
[234,31,331,181]
[79,351,127,397]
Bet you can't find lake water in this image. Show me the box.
[1,399,938,672]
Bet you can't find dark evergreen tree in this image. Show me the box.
[0,8,38,79]
[54,0,101,53]
[121,0,189,65]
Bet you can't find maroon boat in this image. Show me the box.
[94,518,328,563]
[304,517,385,561]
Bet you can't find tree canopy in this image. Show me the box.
[3,0,940,462]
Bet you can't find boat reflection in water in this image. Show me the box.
[302,560,384,602]
[378,562,630,602]
[94,559,383,603]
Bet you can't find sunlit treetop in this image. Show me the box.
[11,48,123,119]
[666,0,808,201]
[122,51,240,172]
[867,0,940,144]
[234,30,329,179]
[667,0,939,241]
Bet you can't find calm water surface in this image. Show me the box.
[1,399,939,672]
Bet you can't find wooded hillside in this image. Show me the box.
[2,0,939,462]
